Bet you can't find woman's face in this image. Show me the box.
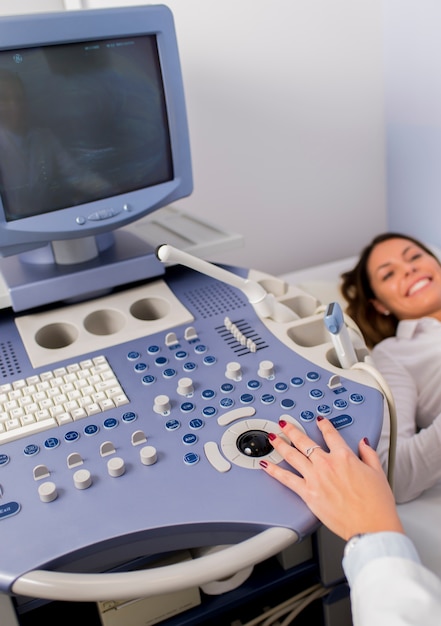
[367,238,441,321]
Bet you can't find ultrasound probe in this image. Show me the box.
[156,243,299,323]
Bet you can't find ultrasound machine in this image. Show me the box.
[0,5,387,625]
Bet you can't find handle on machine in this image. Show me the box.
[12,527,297,602]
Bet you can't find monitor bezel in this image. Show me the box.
[0,4,193,257]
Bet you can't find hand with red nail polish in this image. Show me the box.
[260,417,403,542]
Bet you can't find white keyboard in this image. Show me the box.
[0,356,129,445]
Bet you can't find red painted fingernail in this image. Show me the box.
[267,432,276,441]
[259,460,268,468]
[279,419,287,428]
[363,437,370,447]
[317,416,324,422]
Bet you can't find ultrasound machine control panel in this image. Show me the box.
[0,249,384,600]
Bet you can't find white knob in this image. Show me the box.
[33,464,50,480]
[258,360,275,378]
[73,469,92,490]
[67,452,83,468]
[153,394,171,414]
[107,456,126,477]
[177,377,194,396]
[131,430,147,446]
[100,441,116,457]
[225,361,242,381]
[184,326,198,341]
[38,481,58,503]
[165,332,178,347]
[140,445,158,466]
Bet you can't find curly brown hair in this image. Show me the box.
[340,232,439,349]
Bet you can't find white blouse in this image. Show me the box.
[372,317,441,503]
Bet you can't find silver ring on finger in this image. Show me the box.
[305,445,321,459]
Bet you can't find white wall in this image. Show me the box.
[0,0,66,14]
[384,0,441,252]
[1,0,387,276]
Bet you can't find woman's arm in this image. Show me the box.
[373,342,441,502]
[260,418,441,626]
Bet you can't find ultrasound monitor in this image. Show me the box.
[0,5,192,311]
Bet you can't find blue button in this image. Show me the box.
[247,379,261,390]
[155,356,168,366]
[84,424,99,436]
[349,393,364,404]
[175,350,187,360]
[202,406,217,417]
[64,430,80,442]
[194,344,207,354]
[0,502,20,520]
[240,393,254,404]
[23,444,39,457]
[180,402,195,413]
[280,398,295,409]
[134,362,148,372]
[202,389,215,399]
[189,418,204,429]
[220,383,234,393]
[306,371,320,381]
[183,452,199,465]
[163,368,177,378]
[290,377,304,387]
[274,382,288,392]
[261,393,275,405]
[165,419,181,431]
[0,453,10,466]
[300,410,315,422]
[309,388,324,399]
[330,414,353,429]
[103,418,118,430]
[334,399,348,410]
[183,433,198,445]
[183,361,197,372]
[127,351,140,360]
[220,397,234,408]
[147,345,160,354]
[122,411,137,423]
[142,374,156,385]
[203,355,216,365]
[317,404,331,416]
[44,437,60,449]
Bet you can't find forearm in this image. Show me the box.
[373,347,441,502]
[344,533,441,626]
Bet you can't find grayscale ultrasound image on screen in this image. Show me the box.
[0,35,173,221]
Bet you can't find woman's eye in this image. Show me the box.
[382,271,393,281]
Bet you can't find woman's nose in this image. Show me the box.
[404,263,417,276]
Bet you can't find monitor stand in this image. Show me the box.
[0,229,164,312]
[0,205,245,312]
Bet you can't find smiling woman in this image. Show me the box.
[368,238,441,321]
[340,233,441,504]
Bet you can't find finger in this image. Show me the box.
[315,416,350,451]
[267,431,311,475]
[260,457,305,495]
[358,437,384,472]
[277,420,322,457]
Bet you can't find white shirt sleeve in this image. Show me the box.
[343,532,441,626]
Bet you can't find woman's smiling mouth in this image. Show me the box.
[407,277,431,296]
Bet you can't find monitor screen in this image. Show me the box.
[0,5,192,260]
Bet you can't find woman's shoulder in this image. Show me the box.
[372,335,397,355]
